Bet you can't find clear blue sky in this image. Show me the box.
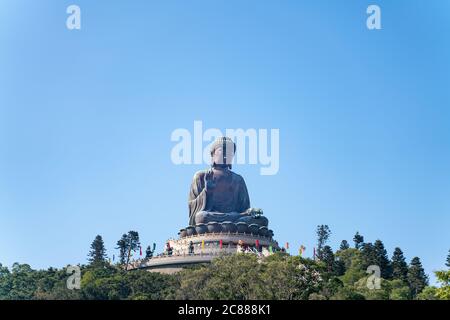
[1,0,449,285]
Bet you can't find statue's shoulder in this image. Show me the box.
[192,169,208,180]
[230,170,245,182]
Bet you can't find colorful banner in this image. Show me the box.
[299,245,306,256]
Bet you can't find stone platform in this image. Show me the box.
[128,232,280,274]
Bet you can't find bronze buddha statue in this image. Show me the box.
[188,137,268,228]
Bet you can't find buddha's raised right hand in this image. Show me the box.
[204,170,216,191]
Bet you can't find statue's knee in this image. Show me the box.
[194,211,207,224]
[259,216,269,226]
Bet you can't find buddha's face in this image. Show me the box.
[212,144,234,166]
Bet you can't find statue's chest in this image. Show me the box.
[212,178,235,202]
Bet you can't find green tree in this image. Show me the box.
[80,264,123,299]
[316,225,331,260]
[116,234,128,264]
[334,247,358,277]
[88,235,107,266]
[336,248,359,270]
[330,286,365,300]
[389,279,411,300]
[80,264,175,300]
[360,242,377,270]
[353,232,364,249]
[407,257,428,297]
[33,266,82,300]
[354,276,391,300]
[0,263,12,299]
[176,254,264,299]
[261,254,323,300]
[416,286,438,300]
[115,231,140,268]
[124,269,178,299]
[391,247,408,282]
[373,240,392,279]
[175,253,324,300]
[337,249,366,286]
[6,263,37,300]
[0,263,84,300]
[321,245,335,273]
[340,240,350,251]
[434,270,450,300]
[320,277,344,299]
[125,231,141,269]
[333,258,346,277]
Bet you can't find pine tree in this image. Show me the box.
[446,249,450,268]
[125,231,140,266]
[339,240,350,251]
[88,235,107,266]
[334,258,346,276]
[316,225,331,260]
[360,242,377,269]
[116,234,128,265]
[115,231,141,268]
[373,240,392,279]
[321,245,335,272]
[391,247,408,282]
[407,257,428,297]
[353,232,364,249]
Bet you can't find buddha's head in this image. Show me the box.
[210,136,236,169]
